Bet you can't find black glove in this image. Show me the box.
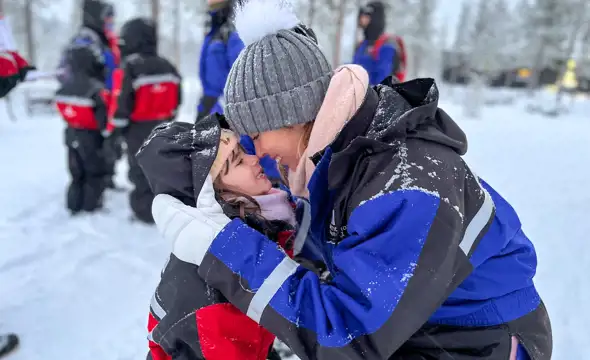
[0,76,19,99]
[102,131,124,165]
[18,65,36,82]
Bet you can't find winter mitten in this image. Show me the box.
[152,175,231,266]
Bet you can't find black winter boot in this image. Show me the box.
[0,333,19,358]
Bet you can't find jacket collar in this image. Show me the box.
[310,86,378,166]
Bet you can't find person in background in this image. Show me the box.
[0,12,30,358]
[0,14,34,98]
[55,46,110,214]
[197,0,243,121]
[58,0,122,189]
[113,17,182,224]
[197,0,282,184]
[353,1,407,84]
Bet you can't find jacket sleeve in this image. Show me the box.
[147,253,276,360]
[0,52,19,98]
[113,62,134,128]
[93,90,109,133]
[374,43,395,85]
[226,32,244,67]
[196,157,480,360]
[147,311,171,360]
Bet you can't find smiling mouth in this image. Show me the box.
[256,168,266,179]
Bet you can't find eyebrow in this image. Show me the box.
[230,148,242,164]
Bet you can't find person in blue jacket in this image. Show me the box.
[150,2,551,359]
[353,1,396,85]
[197,0,244,120]
[197,0,281,183]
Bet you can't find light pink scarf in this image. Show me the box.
[252,189,295,226]
[288,65,370,198]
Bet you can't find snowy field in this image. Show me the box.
[0,81,587,359]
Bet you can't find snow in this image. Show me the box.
[0,83,588,359]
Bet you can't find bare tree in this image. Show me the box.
[173,0,181,67]
[332,0,347,66]
[525,0,571,95]
[307,0,317,28]
[151,0,160,28]
[319,0,354,67]
[554,0,589,108]
[23,0,35,63]
[406,0,436,78]
[448,1,472,84]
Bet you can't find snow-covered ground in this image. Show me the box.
[0,82,587,359]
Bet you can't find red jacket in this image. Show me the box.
[147,229,296,360]
[0,50,33,98]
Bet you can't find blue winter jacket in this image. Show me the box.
[194,79,551,359]
[198,18,244,115]
[353,39,396,86]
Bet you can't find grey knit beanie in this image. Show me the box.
[223,0,333,135]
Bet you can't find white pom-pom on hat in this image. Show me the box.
[233,0,301,46]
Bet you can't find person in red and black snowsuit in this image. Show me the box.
[55,46,109,214]
[136,114,315,360]
[0,16,34,99]
[0,50,34,98]
[58,0,122,189]
[113,18,182,223]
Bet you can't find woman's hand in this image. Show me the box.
[152,176,231,266]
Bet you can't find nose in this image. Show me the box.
[244,154,259,165]
[252,138,264,157]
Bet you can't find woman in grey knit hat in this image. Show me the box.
[150,1,551,359]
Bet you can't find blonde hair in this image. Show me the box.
[297,122,314,159]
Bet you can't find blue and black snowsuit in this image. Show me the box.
[58,0,118,91]
[190,77,552,360]
[353,1,396,85]
[197,3,243,120]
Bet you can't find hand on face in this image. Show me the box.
[251,124,307,170]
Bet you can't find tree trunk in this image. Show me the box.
[332,0,347,67]
[151,0,160,28]
[173,0,181,68]
[307,0,316,28]
[526,43,545,97]
[24,0,35,63]
[351,0,362,56]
